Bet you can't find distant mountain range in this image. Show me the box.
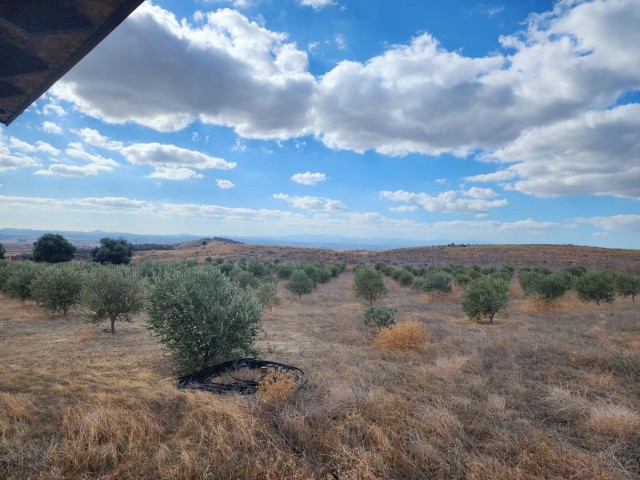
[0,228,485,250]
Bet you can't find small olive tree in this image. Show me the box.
[353,266,387,306]
[461,276,509,323]
[30,262,84,316]
[2,261,44,300]
[573,271,616,305]
[363,305,398,328]
[145,267,262,373]
[255,281,282,311]
[421,271,453,294]
[287,269,314,299]
[615,272,640,302]
[81,265,145,334]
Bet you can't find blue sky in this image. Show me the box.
[1,0,639,247]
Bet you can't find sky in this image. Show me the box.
[1,0,639,247]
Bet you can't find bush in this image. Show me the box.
[287,269,314,299]
[461,276,509,323]
[276,262,294,280]
[421,271,453,294]
[145,267,262,373]
[2,261,44,300]
[255,282,282,311]
[219,261,234,275]
[397,270,414,287]
[373,320,429,350]
[353,266,387,306]
[33,234,76,263]
[615,273,640,302]
[92,237,133,265]
[363,305,398,328]
[574,271,616,305]
[0,243,5,259]
[81,265,145,334]
[521,271,571,305]
[229,268,260,290]
[30,262,84,316]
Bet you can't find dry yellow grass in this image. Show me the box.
[373,320,429,350]
[1,259,639,479]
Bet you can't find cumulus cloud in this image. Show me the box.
[479,104,640,198]
[575,215,640,231]
[380,188,507,214]
[0,195,154,213]
[291,171,327,185]
[389,205,418,213]
[273,193,346,211]
[216,179,235,189]
[42,121,63,134]
[35,145,118,177]
[54,4,314,138]
[299,0,334,9]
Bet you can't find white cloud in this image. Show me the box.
[389,205,418,212]
[35,141,61,156]
[0,195,154,213]
[42,121,63,134]
[464,170,516,183]
[335,34,346,50]
[273,193,346,211]
[76,128,124,149]
[299,0,334,9]
[148,167,203,180]
[291,171,327,185]
[8,137,37,152]
[216,179,235,189]
[35,145,118,177]
[54,4,314,138]
[483,104,640,199]
[575,215,640,231]
[380,188,507,214]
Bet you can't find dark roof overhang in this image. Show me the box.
[0,0,145,126]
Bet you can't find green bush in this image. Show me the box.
[615,272,640,302]
[255,282,282,311]
[287,269,314,299]
[81,265,145,334]
[2,261,44,300]
[219,261,234,275]
[353,265,387,306]
[145,267,262,373]
[0,243,5,260]
[421,271,453,294]
[461,276,509,323]
[520,270,571,304]
[229,268,260,290]
[573,271,616,305]
[92,237,133,265]
[363,305,398,328]
[30,262,84,316]
[276,262,295,280]
[33,234,76,263]
[397,269,414,286]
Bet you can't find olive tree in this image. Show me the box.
[287,269,314,299]
[573,271,616,305]
[145,267,262,373]
[615,272,640,302]
[30,262,84,316]
[81,265,145,334]
[2,261,44,300]
[255,281,282,311]
[353,265,387,306]
[33,234,76,263]
[461,276,509,324]
[421,271,453,294]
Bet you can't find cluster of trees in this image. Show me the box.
[1,243,346,373]
[24,234,134,265]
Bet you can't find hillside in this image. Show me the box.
[134,242,640,274]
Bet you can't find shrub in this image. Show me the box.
[373,320,428,350]
[316,265,333,284]
[302,264,320,286]
[255,282,282,311]
[137,259,171,281]
[2,261,44,300]
[363,305,398,328]
[205,256,213,263]
[614,272,640,302]
[287,269,314,299]
[276,262,294,280]
[421,271,453,294]
[145,267,262,373]
[81,265,145,334]
[461,275,509,323]
[248,260,267,278]
[563,266,587,278]
[219,261,234,275]
[91,237,133,265]
[573,271,616,305]
[229,268,260,290]
[33,234,76,263]
[353,266,387,306]
[397,270,414,287]
[30,262,84,316]
[0,243,5,259]
[522,271,572,305]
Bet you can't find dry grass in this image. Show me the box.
[373,320,429,351]
[1,259,640,479]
